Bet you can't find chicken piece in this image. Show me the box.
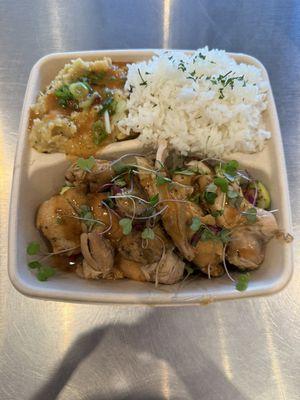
[226,208,278,270]
[192,240,224,277]
[88,193,123,245]
[141,249,185,284]
[159,183,195,261]
[65,159,115,191]
[169,180,194,201]
[172,173,194,187]
[184,201,216,241]
[134,156,158,199]
[115,178,149,217]
[186,160,212,175]
[194,162,252,229]
[76,232,114,279]
[114,255,147,282]
[118,230,165,264]
[137,155,195,261]
[36,195,82,255]
[62,187,88,213]
[256,208,278,238]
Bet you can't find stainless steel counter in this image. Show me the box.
[0,1,299,399]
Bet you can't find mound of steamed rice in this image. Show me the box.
[117,47,271,156]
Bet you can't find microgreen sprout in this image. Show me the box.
[223,160,239,180]
[204,183,218,204]
[119,218,132,235]
[141,227,155,240]
[190,216,202,232]
[211,210,224,217]
[149,194,159,207]
[77,156,96,172]
[156,174,172,186]
[26,241,40,256]
[214,177,228,193]
[26,242,56,281]
[236,273,250,291]
[173,169,196,176]
[227,189,239,199]
[243,207,257,223]
[79,204,100,230]
[93,121,108,145]
[36,266,56,282]
[28,260,41,269]
[114,178,127,188]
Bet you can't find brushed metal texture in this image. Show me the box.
[0,0,299,399]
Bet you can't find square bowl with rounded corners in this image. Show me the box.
[8,49,293,305]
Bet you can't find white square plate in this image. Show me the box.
[8,50,293,304]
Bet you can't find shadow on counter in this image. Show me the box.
[30,309,247,400]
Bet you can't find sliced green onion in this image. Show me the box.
[93,121,108,145]
[104,110,111,134]
[69,82,89,100]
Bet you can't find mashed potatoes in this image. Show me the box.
[29,58,127,155]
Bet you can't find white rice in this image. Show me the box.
[117,47,271,156]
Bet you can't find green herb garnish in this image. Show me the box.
[190,216,202,232]
[178,60,186,72]
[218,228,231,244]
[223,160,239,180]
[236,273,250,291]
[201,228,216,241]
[204,191,217,205]
[99,96,117,116]
[206,183,217,193]
[27,244,56,282]
[155,160,165,171]
[55,84,75,108]
[138,68,147,86]
[79,205,99,230]
[141,228,155,240]
[227,190,239,199]
[119,218,132,235]
[211,210,224,217]
[26,241,40,256]
[77,156,96,172]
[156,175,172,186]
[149,194,159,207]
[173,169,195,176]
[204,183,218,204]
[114,178,127,188]
[92,121,108,145]
[37,266,55,282]
[185,264,194,275]
[244,207,257,223]
[69,82,90,100]
[87,71,106,85]
[28,260,42,269]
[214,177,228,193]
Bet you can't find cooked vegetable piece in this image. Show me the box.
[69,82,90,100]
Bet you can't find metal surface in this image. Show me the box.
[0,0,299,398]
